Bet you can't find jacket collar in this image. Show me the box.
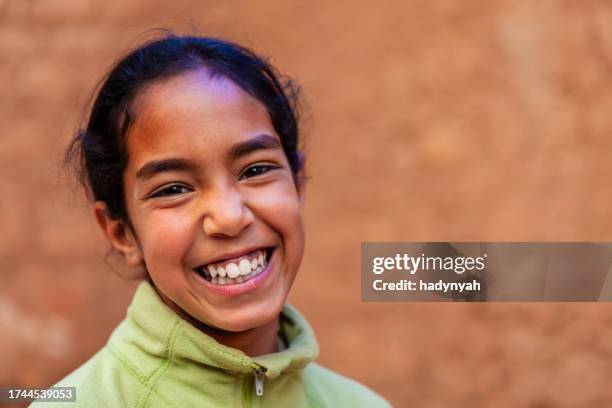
[109,281,319,379]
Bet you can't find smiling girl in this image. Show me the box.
[32,34,390,407]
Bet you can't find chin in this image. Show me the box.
[207,299,286,333]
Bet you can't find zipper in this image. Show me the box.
[252,363,267,397]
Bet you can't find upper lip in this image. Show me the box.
[195,246,271,269]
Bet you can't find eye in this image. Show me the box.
[149,184,193,198]
[240,164,279,180]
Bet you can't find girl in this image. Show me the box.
[33,34,390,407]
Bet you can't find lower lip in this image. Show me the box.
[192,251,275,296]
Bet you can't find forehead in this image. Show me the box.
[126,69,275,158]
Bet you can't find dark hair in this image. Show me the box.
[67,33,303,225]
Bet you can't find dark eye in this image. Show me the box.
[150,184,192,198]
[240,164,278,180]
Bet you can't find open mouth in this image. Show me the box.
[195,247,274,285]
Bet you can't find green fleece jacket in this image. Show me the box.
[31,281,390,407]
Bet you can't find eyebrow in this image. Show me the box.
[135,134,282,180]
[135,158,199,180]
[229,134,282,159]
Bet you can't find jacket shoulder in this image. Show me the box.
[29,346,146,408]
[302,363,392,408]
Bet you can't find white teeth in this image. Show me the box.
[208,265,218,278]
[206,264,264,285]
[239,259,252,276]
[200,249,271,285]
[226,262,240,279]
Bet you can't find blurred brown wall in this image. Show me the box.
[2,0,612,407]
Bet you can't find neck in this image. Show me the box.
[155,287,279,357]
[195,318,280,357]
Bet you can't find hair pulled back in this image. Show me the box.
[68,33,302,224]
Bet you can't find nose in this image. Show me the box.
[201,184,254,238]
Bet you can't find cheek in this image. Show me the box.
[138,211,196,270]
[250,183,305,262]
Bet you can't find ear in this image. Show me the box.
[295,167,306,207]
[295,152,307,207]
[93,201,143,268]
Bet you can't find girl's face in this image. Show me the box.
[99,69,305,332]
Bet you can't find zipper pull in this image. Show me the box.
[252,364,267,397]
